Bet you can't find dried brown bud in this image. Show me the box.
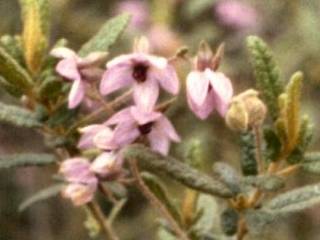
[226,89,267,131]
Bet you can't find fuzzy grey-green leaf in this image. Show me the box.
[121,144,233,198]
[246,36,283,120]
[0,153,56,169]
[264,183,320,213]
[79,14,130,56]
[19,184,63,212]
[0,102,41,127]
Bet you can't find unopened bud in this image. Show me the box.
[90,152,120,178]
[226,89,267,131]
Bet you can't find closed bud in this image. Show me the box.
[90,152,122,178]
[226,89,267,131]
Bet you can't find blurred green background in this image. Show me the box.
[1,0,320,239]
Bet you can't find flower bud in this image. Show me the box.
[59,158,96,183]
[90,152,122,178]
[62,182,97,206]
[226,89,267,131]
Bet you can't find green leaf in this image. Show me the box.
[264,127,282,162]
[220,208,239,236]
[264,183,320,213]
[19,184,63,212]
[212,162,240,194]
[246,36,283,120]
[122,145,233,198]
[242,175,285,192]
[78,14,130,57]
[240,131,257,176]
[157,227,177,240]
[0,76,23,97]
[0,102,41,128]
[0,153,56,169]
[0,46,33,90]
[38,76,64,100]
[0,35,25,65]
[46,104,78,128]
[192,194,218,235]
[301,152,320,174]
[141,172,182,224]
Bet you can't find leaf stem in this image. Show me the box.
[128,158,191,240]
[87,201,119,240]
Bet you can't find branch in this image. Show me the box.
[121,145,234,198]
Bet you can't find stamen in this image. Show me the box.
[133,63,149,83]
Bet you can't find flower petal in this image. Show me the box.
[68,80,85,109]
[154,64,180,95]
[56,58,81,81]
[60,158,95,183]
[93,127,118,150]
[133,78,159,112]
[77,124,107,149]
[100,64,133,95]
[113,122,140,147]
[105,107,133,125]
[187,90,215,120]
[63,182,97,206]
[207,70,233,116]
[106,54,135,68]
[148,129,170,155]
[186,71,210,106]
[130,106,162,125]
[155,116,180,142]
[78,52,108,68]
[50,47,76,59]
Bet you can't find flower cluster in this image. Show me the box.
[60,153,121,205]
[52,37,233,205]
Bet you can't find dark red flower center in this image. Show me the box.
[133,63,149,83]
[138,122,153,135]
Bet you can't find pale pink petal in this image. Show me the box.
[90,152,117,176]
[78,52,108,68]
[68,80,85,109]
[60,158,95,183]
[78,124,107,149]
[155,116,180,142]
[93,127,118,150]
[148,129,170,155]
[105,107,133,125]
[62,182,97,206]
[186,71,210,106]
[207,70,233,116]
[147,55,168,69]
[154,64,180,95]
[113,122,140,146]
[130,106,162,125]
[106,54,135,68]
[133,36,151,53]
[56,58,81,81]
[133,78,159,112]
[187,90,215,120]
[50,47,77,59]
[100,65,133,95]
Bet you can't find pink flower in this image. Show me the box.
[78,124,118,150]
[90,152,123,179]
[187,69,233,120]
[116,0,149,31]
[60,158,98,206]
[100,37,180,112]
[51,47,107,109]
[105,106,180,155]
[214,1,258,30]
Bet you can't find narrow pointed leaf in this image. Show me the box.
[121,144,233,198]
[79,14,130,56]
[246,36,283,120]
[0,153,56,169]
[264,183,320,213]
[19,184,63,212]
[0,47,33,90]
[0,102,41,127]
